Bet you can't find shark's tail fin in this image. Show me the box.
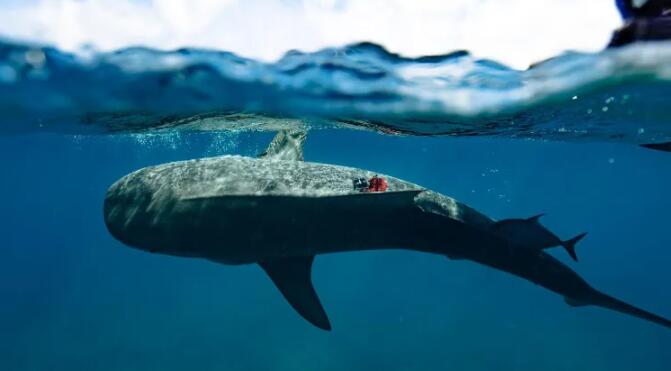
[641,141,671,152]
[561,233,587,262]
[592,292,671,330]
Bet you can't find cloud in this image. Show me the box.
[0,0,621,68]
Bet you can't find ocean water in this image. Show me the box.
[1,40,671,370]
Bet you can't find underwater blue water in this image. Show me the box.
[1,38,671,370]
[1,130,670,370]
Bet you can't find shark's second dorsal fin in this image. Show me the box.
[259,255,331,331]
[258,130,307,161]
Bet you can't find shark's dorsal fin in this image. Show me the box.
[259,255,331,331]
[258,130,307,161]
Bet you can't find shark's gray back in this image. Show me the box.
[115,155,494,229]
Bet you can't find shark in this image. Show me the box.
[103,130,671,331]
[490,214,587,262]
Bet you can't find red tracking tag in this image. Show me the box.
[367,176,388,192]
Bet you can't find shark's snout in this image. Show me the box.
[103,174,155,252]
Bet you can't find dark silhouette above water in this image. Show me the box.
[104,131,671,331]
[610,0,671,47]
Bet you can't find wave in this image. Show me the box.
[1,39,671,145]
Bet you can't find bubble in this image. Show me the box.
[206,132,239,155]
[25,49,46,69]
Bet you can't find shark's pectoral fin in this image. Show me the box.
[259,255,331,331]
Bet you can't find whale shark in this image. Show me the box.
[103,130,671,331]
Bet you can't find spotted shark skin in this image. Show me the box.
[104,131,671,331]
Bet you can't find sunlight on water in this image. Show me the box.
[1,39,670,144]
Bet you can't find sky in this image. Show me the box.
[0,0,622,68]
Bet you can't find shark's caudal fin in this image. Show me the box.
[561,233,587,262]
[259,256,331,331]
[257,130,307,161]
[641,141,671,153]
[588,292,671,330]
